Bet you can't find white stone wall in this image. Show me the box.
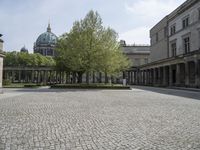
[169,1,200,57]
[149,17,168,62]
[121,46,150,67]
[126,54,149,66]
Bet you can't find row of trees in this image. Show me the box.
[55,10,131,83]
[4,10,131,84]
[4,51,55,67]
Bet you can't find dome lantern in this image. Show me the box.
[47,22,51,32]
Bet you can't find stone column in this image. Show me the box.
[12,70,15,83]
[136,70,140,85]
[31,70,34,83]
[153,68,156,86]
[163,67,167,87]
[49,71,52,84]
[142,71,145,85]
[149,69,152,85]
[18,70,21,83]
[169,65,173,86]
[145,70,148,85]
[158,68,161,86]
[0,53,4,93]
[43,71,47,85]
[127,71,130,84]
[86,72,90,84]
[65,71,69,84]
[140,71,142,85]
[131,71,133,85]
[176,64,181,86]
[146,70,149,85]
[62,71,65,84]
[38,71,41,83]
[133,71,136,84]
[25,71,28,83]
[185,62,189,87]
[195,59,200,88]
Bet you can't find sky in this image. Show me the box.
[0,0,185,52]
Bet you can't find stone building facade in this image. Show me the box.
[120,40,150,67]
[0,34,4,93]
[120,40,150,84]
[137,0,200,88]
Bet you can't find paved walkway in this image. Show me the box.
[0,87,200,150]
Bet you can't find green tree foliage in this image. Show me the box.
[4,51,55,67]
[56,10,131,82]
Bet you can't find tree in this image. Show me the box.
[56,10,131,83]
[4,51,55,67]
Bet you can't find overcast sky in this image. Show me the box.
[0,0,185,52]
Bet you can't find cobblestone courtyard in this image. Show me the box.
[0,87,200,150]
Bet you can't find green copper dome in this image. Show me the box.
[36,23,57,46]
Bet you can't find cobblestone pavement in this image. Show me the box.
[0,87,200,150]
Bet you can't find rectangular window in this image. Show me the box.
[198,8,200,20]
[182,16,189,29]
[171,42,177,57]
[156,33,159,42]
[170,25,176,35]
[183,37,190,53]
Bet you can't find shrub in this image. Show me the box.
[3,79,11,85]
[51,84,130,89]
[24,84,41,88]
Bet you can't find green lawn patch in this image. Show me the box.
[3,83,42,88]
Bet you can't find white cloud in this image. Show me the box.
[125,0,183,24]
[120,0,185,44]
[119,26,150,45]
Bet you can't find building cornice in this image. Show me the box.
[139,49,200,69]
[168,0,199,21]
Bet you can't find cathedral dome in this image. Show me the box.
[20,46,28,53]
[35,23,57,46]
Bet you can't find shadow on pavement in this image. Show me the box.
[2,87,130,94]
[132,86,200,100]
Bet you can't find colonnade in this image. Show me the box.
[3,67,126,85]
[136,58,200,88]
